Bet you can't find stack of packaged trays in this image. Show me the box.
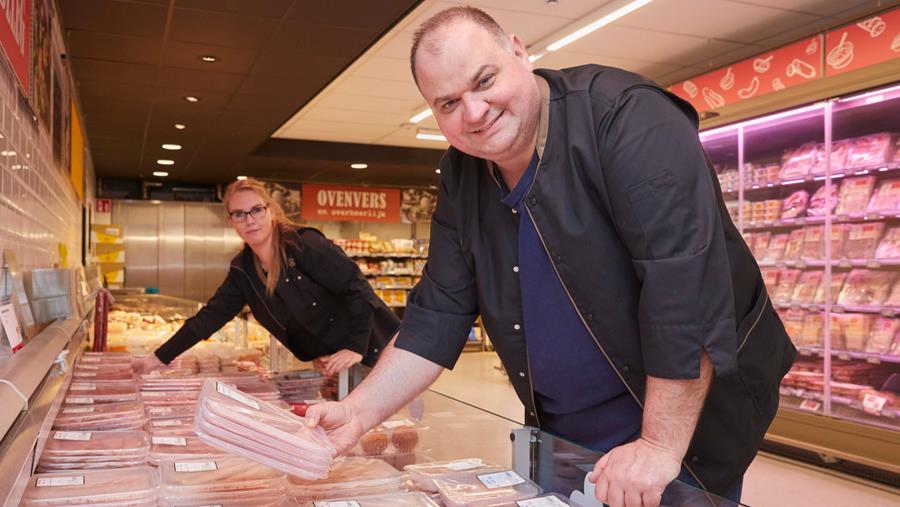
[433,469,543,506]
[21,466,158,506]
[54,400,147,431]
[405,458,504,493]
[273,370,326,403]
[149,434,227,465]
[65,380,140,405]
[288,457,407,501]
[72,359,135,382]
[37,430,149,472]
[158,456,287,504]
[193,378,335,478]
[161,499,300,507]
[299,492,441,507]
[355,418,429,469]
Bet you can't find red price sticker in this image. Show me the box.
[799,399,821,412]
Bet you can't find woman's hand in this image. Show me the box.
[132,354,163,375]
[321,349,363,377]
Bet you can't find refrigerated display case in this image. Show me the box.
[701,82,900,482]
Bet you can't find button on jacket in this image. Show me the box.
[394,64,796,496]
[155,226,399,367]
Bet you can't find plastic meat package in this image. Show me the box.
[845,132,894,170]
[886,282,900,307]
[782,229,806,260]
[158,456,286,501]
[836,270,896,306]
[161,500,300,507]
[289,457,406,499]
[836,176,876,215]
[53,400,147,431]
[773,269,801,303]
[779,309,806,344]
[193,378,335,479]
[762,234,789,262]
[791,271,823,304]
[812,139,850,175]
[65,381,140,404]
[355,418,427,458]
[807,184,839,217]
[299,492,441,507]
[866,179,900,213]
[800,226,824,260]
[150,434,227,465]
[842,222,885,259]
[875,227,900,259]
[837,314,875,351]
[814,271,847,305]
[21,466,157,506]
[405,458,505,493]
[780,191,809,219]
[780,143,819,178]
[433,469,542,507]
[866,317,899,355]
[799,313,824,348]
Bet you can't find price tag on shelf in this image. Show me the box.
[881,309,896,317]
[799,399,821,412]
[477,470,526,489]
[53,431,92,441]
[838,260,852,268]
[216,382,260,410]
[174,461,217,473]
[866,356,882,365]
[832,305,845,313]
[799,348,813,357]
[36,476,84,487]
[517,496,570,507]
[862,393,888,416]
[795,260,807,269]
[866,261,882,269]
[0,303,24,353]
[837,353,852,361]
[79,356,100,363]
[70,383,97,391]
[796,218,806,225]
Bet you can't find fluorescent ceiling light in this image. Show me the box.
[547,0,655,52]
[162,143,182,150]
[416,129,446,142]
[152,171,169,177]
[174,123,186,130]
[157,159,175,166]
[351,163,368,169]
[409,107,433,123]
[236,176,247,181]
[529,52,545,63]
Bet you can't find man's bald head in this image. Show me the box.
[410,6,512,87]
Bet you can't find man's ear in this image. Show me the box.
[509,33,533,70]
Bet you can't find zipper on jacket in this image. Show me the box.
[231,265,286,330]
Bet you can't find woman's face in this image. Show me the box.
[227,189,274,248]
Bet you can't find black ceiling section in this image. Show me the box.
[60,0,441,187]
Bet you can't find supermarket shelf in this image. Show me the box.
[363,272,421,277]
[773,300,900,316]
[780,389,899,423]
[759,258,900,269]
[744,211,900,231]
[796,346,900,365]
[350,253,428,259]
[721,164,900,197]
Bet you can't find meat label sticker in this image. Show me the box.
[152,419,182,427]
[216,382,260,410]
[79,356,100,362]
[175,461,217,473]
[381,418,415,429]
[53,431,92,441]
[314,502,362,507]
[477,470,526,489]
[62,406,95,414]
[444,459,485,471]
[65,397,94,404]
[150,407,173,414]
[70,383,97,391]
[152,436,187,446]
[862,393,888,415]
[76,372,97,377]
[517,496,570,506]
[36,476,85,487]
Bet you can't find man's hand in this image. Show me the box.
[321,349,363,377]
[588,437,682,507]
[132,354,163,375]
[304,401,367,455]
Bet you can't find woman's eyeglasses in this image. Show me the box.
[228,205,268,222]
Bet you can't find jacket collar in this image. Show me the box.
[487,73,551,187]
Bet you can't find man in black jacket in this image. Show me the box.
[307,7,795,506]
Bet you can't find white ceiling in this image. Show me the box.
[273,0,891,150]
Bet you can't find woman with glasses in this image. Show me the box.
[133,177,400,377]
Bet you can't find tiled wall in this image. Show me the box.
[0,40,87,269]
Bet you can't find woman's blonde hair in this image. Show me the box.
[223,178,298,297]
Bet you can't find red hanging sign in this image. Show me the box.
[302,184,401,222]
[824,9,900,77]
[0,0,30,93]
[670,35,823,114]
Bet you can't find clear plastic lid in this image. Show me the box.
[158,456,284,490]
[300,492,441,507]
[43,430,149,456]
[159,498,300,507]
[434,470,542,507]
[405,459,504,492]
[22,466,157,505]
[513,493,571,506]
[288,457,405,497]
[355,419,426,457]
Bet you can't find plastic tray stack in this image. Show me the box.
[433,469,543,506]
[54,400,148,431]
[149,434,227,465]
[273,370,327,403]
[36,430,149,472]
[298,492,441,507]
[193,378,335,478]
[158,456,287,505]
[21,466,158,506]
[405,458,504,493]
[288,457,408,501]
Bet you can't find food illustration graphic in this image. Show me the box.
[857,16,886,38]
[720,67,735,90]
[702,87,725,109]
[737,76,760,99]
[753,55,774,73]
[827,32,854,70]
[682,80,698,98]
[786,58,817,79]
[772,78,786,91]
[892,33,900,52]
[805,37,818,55]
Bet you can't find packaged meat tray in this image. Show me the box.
[406,458,505,493]
[791,271,822,304]
[65,381,140,403]
[762,233,789,262]
[783,229,806,259]
[875,227,900,259]
[812,139,850,175]
[158,456,285,495]
[780,143,819,178]
[41,429,148,456]
[836,270,896,306]
[288,457,406,499]
[299,492,441,507]
[836,176,876,215]
[814,271,847,305]
[842,222,885,259]
[807,184,839,217]
[433,469,542,507]
[845,132,894,170]
[147,404,197,420]
[800,226,824,260]
[773,269,801,303]
[21,466,157,506]
[799,313,824,348]
[781,191,809,219]
[885,282,900,307]
[355,418,427,457]
[161,499,300,507]
[866,317,898,355]
[838,314,875,351]
[779,309,806,344]
[760,269,780,294]
[751,232,771,258]
[150,435,227,465]
[866,178,900,213]
[193,378,335,479]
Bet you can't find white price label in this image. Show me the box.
[477,470,526,489]
[76,372,97,377]
[79,356,100,363]
[152,419,182,427]
[174,461,217,473]
[381,418,415,429]
[444,459,484,471]
[152,436,187,446]
[36,476,85,487]
[799,399,821,412]
[54,431,92,441]
[70,383,97,391]
[314,502,361,507]
[0,303,24,353]
[517,496,569,507]
[216,382,260,410]
[862,393,888,415]
[66,397,94,404]
[150,407,173,414]
[62,407,95,414]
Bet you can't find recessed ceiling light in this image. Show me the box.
[157,159,175,166]
[153,171,169,177]
[162,143,182,150]
[200,55,218,63]
[435,169,441,174]
[185,96,199,103]
[351,163,368,169]
[236,176,247,181]
[174,123,186,130]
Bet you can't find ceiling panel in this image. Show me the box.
[168,8,281,48]
[60,0,167,38]
[267,22,378,57]
[161,42,258,73]
[175,0,294,18]
[67,32,162,66]
[286,0,417,31]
